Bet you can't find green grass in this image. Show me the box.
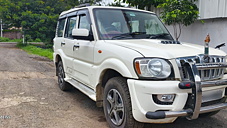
[0,37,22,42]
[17,43,53,60]
[1,37,53,60]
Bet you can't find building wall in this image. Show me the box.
[163,0,227,53]
[166,18,227,53]
[3,31,22,39]
[198,0,227,19]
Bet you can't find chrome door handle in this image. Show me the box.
[61,42,66,46]
[73,44,80,51]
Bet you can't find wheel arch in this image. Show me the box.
[96,69,123,107]
[54,54,62,76]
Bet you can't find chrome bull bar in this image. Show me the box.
[146,102,227,119]
[146,62,227,120]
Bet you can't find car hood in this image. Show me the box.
[105,39,226,59]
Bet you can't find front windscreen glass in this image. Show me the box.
[93,8,173,40]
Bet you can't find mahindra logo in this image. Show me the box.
[196,54,210,63]
[203,55,210,63]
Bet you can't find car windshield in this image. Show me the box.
[93,8,173,40]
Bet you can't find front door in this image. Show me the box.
[72,10,95,87]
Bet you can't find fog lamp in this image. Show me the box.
[157,94,175,102]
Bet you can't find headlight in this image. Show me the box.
[134,58,172,79]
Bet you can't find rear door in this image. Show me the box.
[54,17,69,69]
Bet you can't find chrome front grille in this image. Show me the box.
[177,55,226,81]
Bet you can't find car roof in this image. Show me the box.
[60,6,155,16]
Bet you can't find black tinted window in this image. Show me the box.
[57,18,66,37]
[65,17,77,38]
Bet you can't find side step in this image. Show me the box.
[65,78,96,101]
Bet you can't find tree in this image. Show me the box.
[120,0,164,10]
[0,0,80,43]
[158,0,199,40]
[109,1,125,7]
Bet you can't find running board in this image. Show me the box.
[65,78,96,101]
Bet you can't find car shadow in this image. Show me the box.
[144,115,225,128]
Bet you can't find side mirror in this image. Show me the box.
[72,28,93,41]
[72,28,89,37]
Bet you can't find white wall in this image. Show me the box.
[166,18,227,53]
[199,0,227,19]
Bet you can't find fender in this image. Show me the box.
[54,49,73,78]
[91,58,138,87]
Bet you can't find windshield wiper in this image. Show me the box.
[111,32,146,40]
[149,33,170,39]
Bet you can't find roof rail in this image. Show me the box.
[76,3,91,8]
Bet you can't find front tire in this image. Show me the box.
[57,61,72,91]
[103,77,144,128]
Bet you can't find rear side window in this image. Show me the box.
[57,18,66,37]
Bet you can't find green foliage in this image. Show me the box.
[109,1,125,7]
[0,0,80,43]
[10,38,23,42]
[0,37,22,42]
[3,29,21,32]
[34,38,42,42]
[17,43,53,60]
[158,0,199,40]
[0,37,10,42]
[120,0,164,9]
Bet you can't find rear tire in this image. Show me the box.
[57,61,72,91]
[103,77,144,128]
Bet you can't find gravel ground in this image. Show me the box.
[0,43,226,128]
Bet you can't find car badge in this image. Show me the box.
[203,34,210,63]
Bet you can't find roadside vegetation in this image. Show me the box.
[0,37,22,42]
[17,43,53,60]
[0,37,53,60]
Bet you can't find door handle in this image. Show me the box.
[61,42,66,46]
[73,44,80,51]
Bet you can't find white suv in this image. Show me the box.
[53,6,227,128]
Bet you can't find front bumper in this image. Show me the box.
[146,102,227,119]
[146,78,227,120]
[128,79,227,123]
[127,62,227,123]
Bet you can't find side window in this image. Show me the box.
[78,15,90,31]
[57,18,66,37]
[65,16,77,38]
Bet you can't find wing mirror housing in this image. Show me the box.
[72,28,94,41]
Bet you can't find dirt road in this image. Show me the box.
[0,43,226,128]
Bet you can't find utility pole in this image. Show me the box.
[0,19,2,37]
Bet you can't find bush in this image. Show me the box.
[0,37,23,42]
[34,38,42,42]
[0,37,10,42]
[11,38,23,43]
